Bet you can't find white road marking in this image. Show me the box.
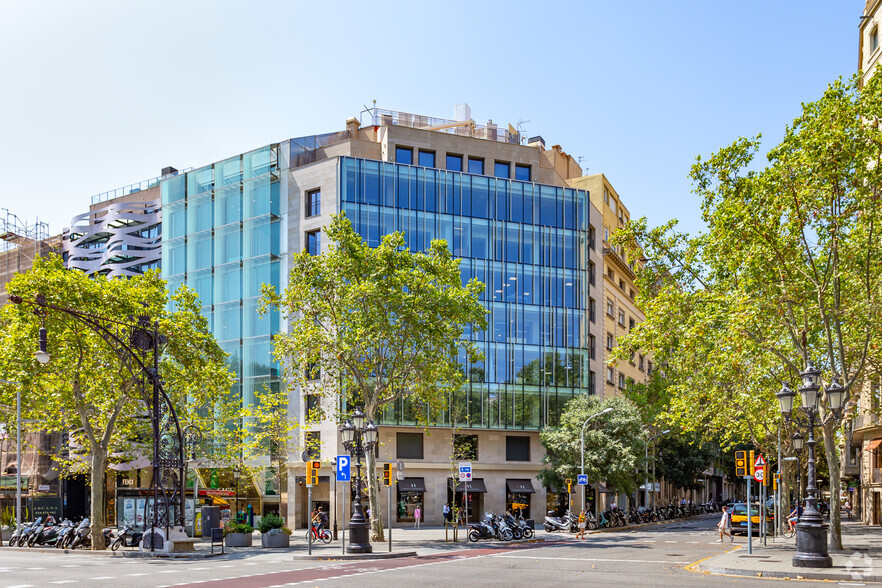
[664,540,677,543]
[90,578,115,581]
[490,555,691,564]
[49,582,77,585]
[126,573,148,576]
[6,585,35,588]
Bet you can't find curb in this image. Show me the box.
[586,512,717,535]
[696,562,880,582]
[292,550,419,561]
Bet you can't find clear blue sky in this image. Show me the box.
[0,0,861,238]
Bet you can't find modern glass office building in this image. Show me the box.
[339,157,590,430]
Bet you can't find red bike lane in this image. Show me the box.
[181,540,557,588]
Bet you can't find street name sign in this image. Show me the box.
[336,455,351,482]
[459,461,472,482]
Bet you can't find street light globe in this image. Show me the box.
[34,350,51,365]
[362,421,379,445]
[792,432,805,452]
[351,407,366,430]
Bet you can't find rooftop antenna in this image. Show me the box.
[360,100,377,127]
[578,156,588,174]
[517,119,530,144]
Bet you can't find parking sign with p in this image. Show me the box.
[336,455,351,481]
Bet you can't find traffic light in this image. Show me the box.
[306,460,320,485]
[763,464,769,487]
[735,451,748,477]
[383,463,391,486]
[749,450,756,476]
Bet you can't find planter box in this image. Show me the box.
[1,529,11,541]
[261,532,290,548]
[225,532,253,547]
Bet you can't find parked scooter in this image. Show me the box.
[467,515,497,542]
[55,519,78,549]
[17,517,43,547]
[109,525,144,551]
[30,517,70,547]
[504,513,534,539]
[8,519,35,547]
[69,518,91,550]
[543,510,575,533]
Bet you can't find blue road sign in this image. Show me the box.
[336,455,351,482]
[577,474,588,485]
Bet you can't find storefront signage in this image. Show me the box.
[201,489,236,497]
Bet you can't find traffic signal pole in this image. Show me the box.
[747,477,752,555]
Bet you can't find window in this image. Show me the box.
[604,187,609,204]
[589,370,596,395]
[607,268,614,280]
[629,318,635,331]
[606,366,614,383]
[305,431,321,460]
[494,161,510,178]
[618,310,625,326]
[589,335,596,360]
[395,146,413,164]
[305,189,320,218]
[647,360,653,375]
[305,394,321,419]
[306,230,320,256]
[589,261,595,286]
[454,434,478,461]
[589,226,596,250]
[629,351,635,365]
[446,154,463,172]
[589,297,596,323]
[873,26,880,53]
[638,354,645,371]
[630,288,635,300]
[305,362,321,381]
[506,436,530,461]
[618,373,626,389]
[619,278,625,290]
[396,432,424,459]
[468,157,484,175]
[606,299,614,316]
[604,227,610,242]
[514,164,531,182]
[606,332,614,350]
[418,150,435,168]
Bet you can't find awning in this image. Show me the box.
[449,478,488,493]
[398,478,426,492]
[596,483,616,494]
[506,479,535,494]
[867,439,882,451]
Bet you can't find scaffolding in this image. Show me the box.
[0,209,60,305]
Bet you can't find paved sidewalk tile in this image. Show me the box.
[695,519,882,582]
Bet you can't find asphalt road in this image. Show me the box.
[0,518,839,587]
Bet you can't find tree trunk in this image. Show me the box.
[90,449,107,550]
[822,422,842,550]
[364,446,384,542]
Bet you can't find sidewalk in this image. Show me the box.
[693,519,882,582]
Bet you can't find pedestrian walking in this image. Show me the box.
[717,507,733,542]
[576,510,587,539]
[414,505,422,529]
[443,502,451,524]
[845,500,852,520]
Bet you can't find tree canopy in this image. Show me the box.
[612,73,882,548]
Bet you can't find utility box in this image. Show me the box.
[201,506,220,538]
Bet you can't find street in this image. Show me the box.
[0,518,833,587]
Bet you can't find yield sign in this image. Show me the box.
[754,454,766,468]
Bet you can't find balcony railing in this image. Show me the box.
[371,108,521,145]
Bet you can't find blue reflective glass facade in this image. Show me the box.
[161,145,282,408]
[339,157,590,430]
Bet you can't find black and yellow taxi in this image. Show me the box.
[730,502,774,534]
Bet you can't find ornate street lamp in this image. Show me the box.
[339,407,379,553]
[779,361,844,569]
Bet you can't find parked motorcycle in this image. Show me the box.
[56,519,78,549]
[543,510,575,533]
[8,519,35,547]
[30,517,70,547]
[18,517,44,547]
[505,513,534,539]
[110,525,144,551]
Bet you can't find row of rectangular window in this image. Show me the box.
[161,146,278,204]
[163,181,281,241]
[341,158,586,230]
[395,146,532,182]
[394,432,530,461]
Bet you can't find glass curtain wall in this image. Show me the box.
[339,157,590,431]
[161,145,282,433]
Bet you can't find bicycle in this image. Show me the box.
[306,524,332,544]
[781,519,797,539]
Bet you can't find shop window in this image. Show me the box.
[397,478,426,522]
[305,431,321,460]
[515,164,531,182]
[418,150,435,168]
[446,153,463,172]
[395,146,413,164]
[454,434,478,461]
[397,432,424,459]
[506,479,534,519]
[506,436,530,461]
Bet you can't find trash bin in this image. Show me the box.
[202,505,220,538]
[525,519,535,530]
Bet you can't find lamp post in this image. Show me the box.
[339,407,378,553]
[791,432,804,507]
[182,425,202,536]
[580,407,613,517]
[776,362,845,568]
[644,430,670,508]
